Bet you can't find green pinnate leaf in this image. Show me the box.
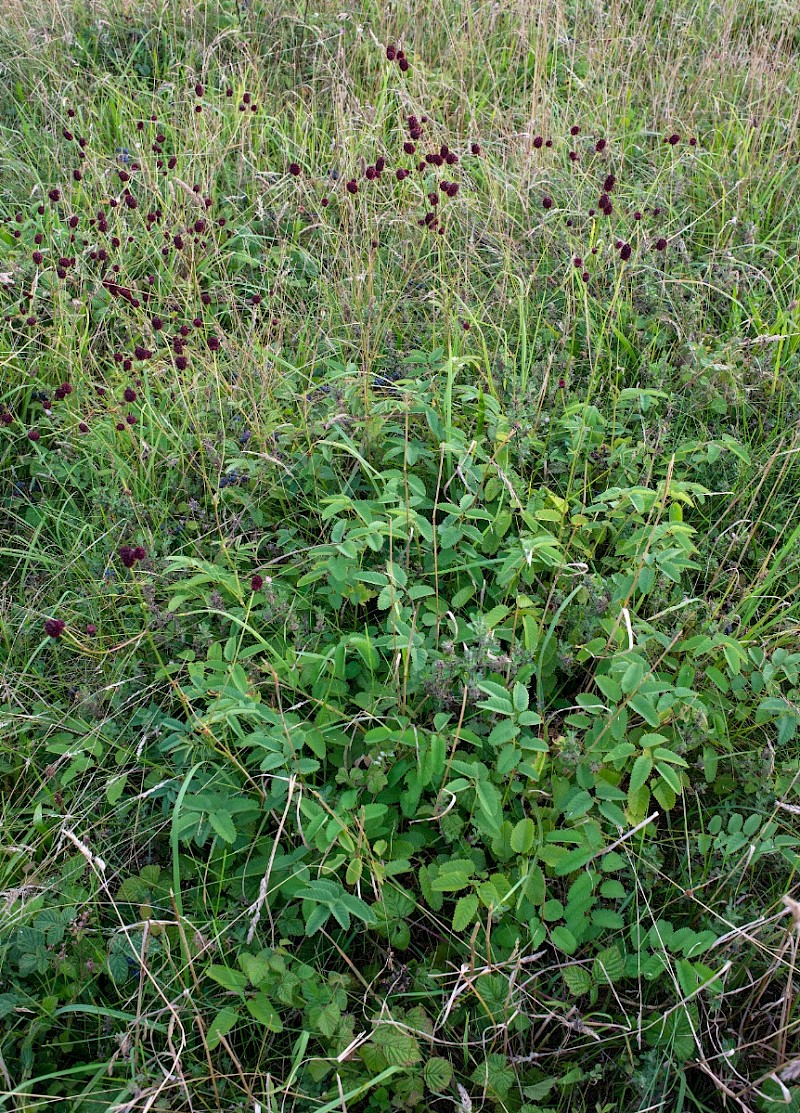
[510,817,536,854]
[424,1057,454,1093]
[629,754,653,793]
[246,992,283,1032]
[562,965,593,996]
[206,1006,239,1050]
[453,893,480,931]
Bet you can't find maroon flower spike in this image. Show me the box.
[32,250,43,265]
[558,378,566,389]
[195,82,204,96]
[134,347,152,361]
[533,136,543,149]
[396,168,408,181]
[569,150,578,161]
[604,174,615,191]
[119,546,136,568]
[289,162,301,176]
[250,574,264,591]
[1,412,12,425]
[689,137,697,146]
[376,156,386,172]
[595,139,606,151]
[45,618,66,638]
[208,337,220,351]
[86,623,97,636]
[634,210,642,220]
[403,141,416,154]
[545,139,553,148]
[124,387,137,403]
[79,421,89,433]
[346,180,358,194]
[28,428,41,442]
[48,189,61,202]
[386,44,397,60]
[668,133,680,145]
[570,125,580,136]
[620,243,632,260]
[132,546,146,561]
[581,271,589,282]
[471,142,481,155]
[365,166,376,180]
[655,237,668,251]
[542,195,553,209]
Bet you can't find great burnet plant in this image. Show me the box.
[63,379,789,1097]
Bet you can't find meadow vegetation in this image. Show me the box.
[1,0,800,1109]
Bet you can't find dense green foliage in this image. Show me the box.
[1,1,800,1110]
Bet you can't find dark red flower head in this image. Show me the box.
[533,135,543,149]
[386,44,396,60]
[471,142,481,155]
[668,133,680,145]
[86,623,97,636]
[289,162,301,176]
[250,574,264,591]
[570,125,580,136]
[124,386,137,403]
[620,243,632,260]
[195,82,204,97]
[132,546,146,561]
[119,546,135,567]
[346,179,358,194]
[45,618,66,638]
[28,428,41,442]
[542,195,553,209]
[398,57,409,72]
[595,138,606,151]
[655,237,668,251]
